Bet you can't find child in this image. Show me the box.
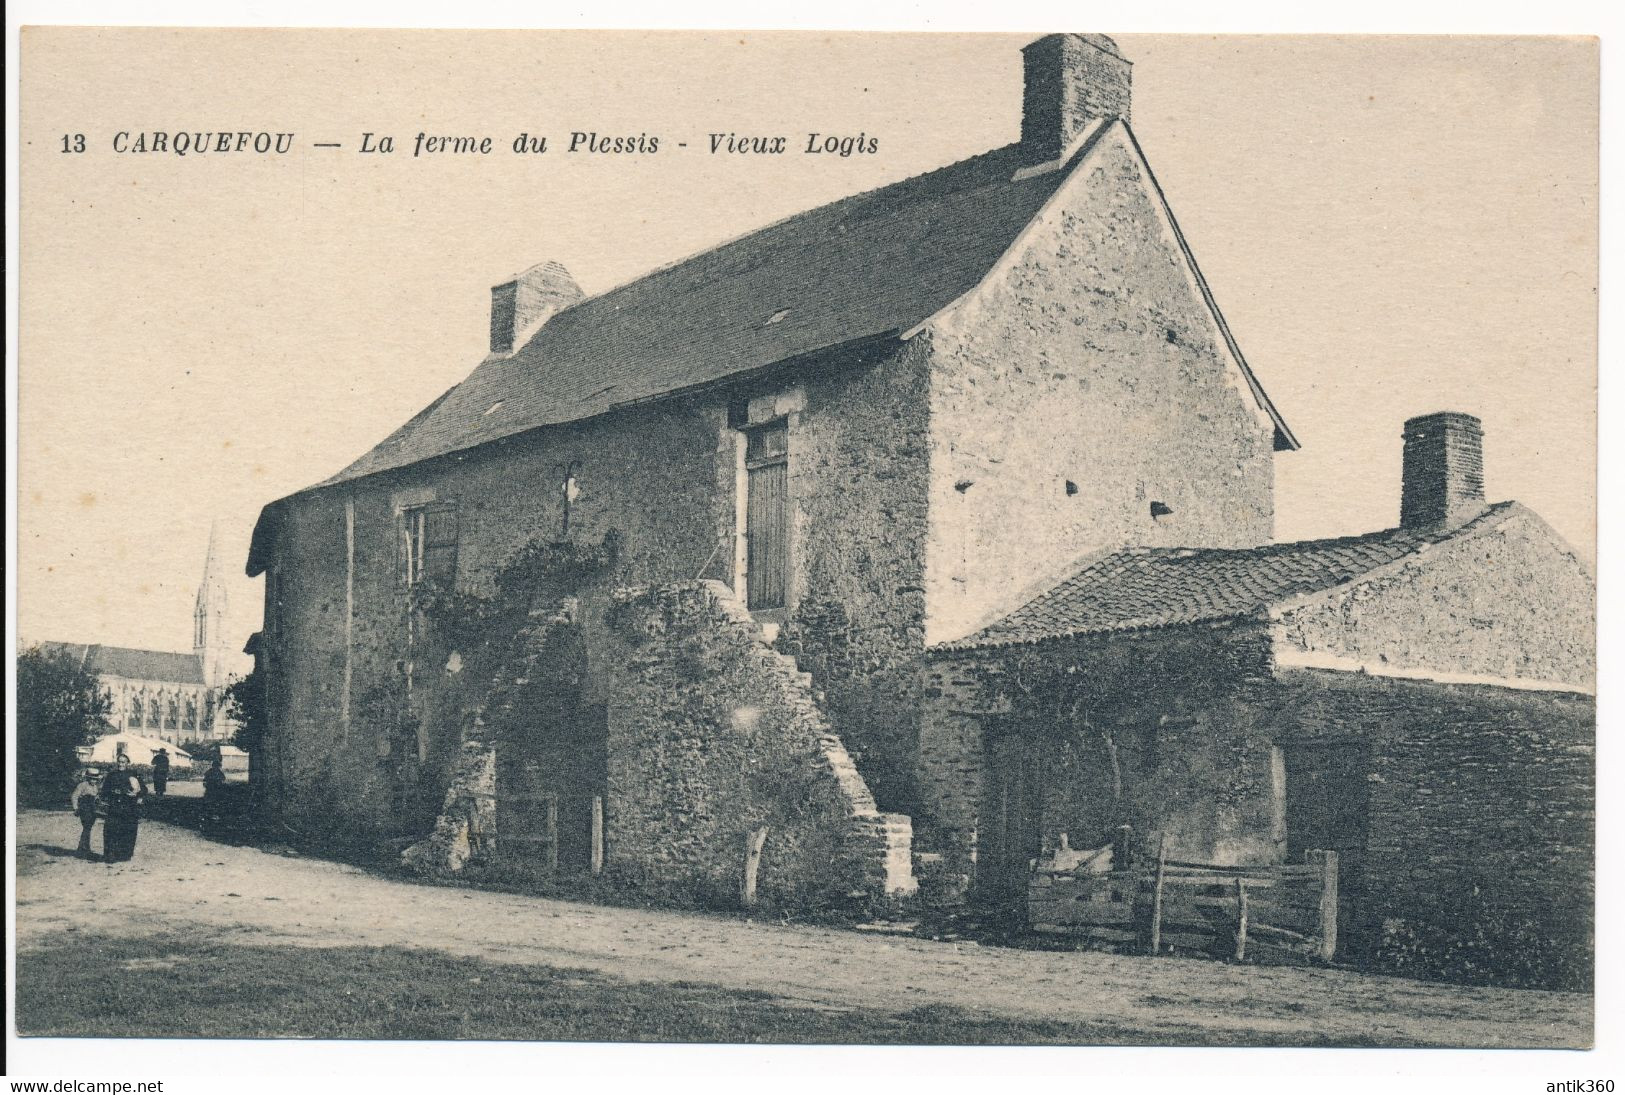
[69,767,102,858]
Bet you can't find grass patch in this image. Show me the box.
[18,931,1283,1046]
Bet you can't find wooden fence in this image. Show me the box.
[1028,838,1338,962]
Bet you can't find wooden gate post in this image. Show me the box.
[742,826,770,909]
[1234,879,1249,961]
[543,793,559,872]
[590,795,604,876]
[1309,849,1339,960]
[1148,834,1168,955]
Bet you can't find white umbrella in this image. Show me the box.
[85,733,193,766]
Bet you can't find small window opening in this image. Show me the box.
[483,401,504,416]
[954,479,974,494]
[766,308,791,326]
[1151,501,1173,519]
[1064,480,1079,496]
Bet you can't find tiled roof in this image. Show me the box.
[951,503,1519,648]
[315,137,1094,489]
[36,642,205,685]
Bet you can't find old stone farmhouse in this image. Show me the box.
[246,34,1593,954]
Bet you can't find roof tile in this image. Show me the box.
[951,504,1517,648]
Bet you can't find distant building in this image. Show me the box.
[40,523,238,745]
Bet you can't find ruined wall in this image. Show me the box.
[260,394,730,839]
[923,128,1277,646]
[600,582,913,912]
[1274,507,1596,690]
[260,341,936,841]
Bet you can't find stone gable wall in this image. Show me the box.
[923,130,1276,646]
[1274,509,1596,690]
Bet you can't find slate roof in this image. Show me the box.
[317,139,1086,488]
[951,503,1520,649]
[36,642,205,685]
[251,118,1300,575]
[309,120,1294,494]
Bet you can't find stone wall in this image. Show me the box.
[1269,668,1594,983]
[600,581,914,912]
[922,127,1277,646]
[776,338,933,815]
[923,629,1594,984]
[1274,506,1596,690]
[257,339,934,838]
[922,621,1277,881]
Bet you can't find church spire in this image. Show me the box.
[194,521,231,690]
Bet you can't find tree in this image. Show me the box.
[223,665,267,756]
[16,645,110,803]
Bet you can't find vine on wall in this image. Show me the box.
[411,530,621,683]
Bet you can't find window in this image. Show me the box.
[185,695,198,731]
[744,422,789,610]
[166,698,179,730]
[129,694,143,728]
[403,504,459,588]
[148,697,161,727]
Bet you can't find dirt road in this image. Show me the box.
[14,808,1590,1047]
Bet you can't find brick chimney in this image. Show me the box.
[1020,33,1132,164]
[1400,412,1487,529]
[489,261,584,355]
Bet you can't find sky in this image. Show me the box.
[16,30,1597,659]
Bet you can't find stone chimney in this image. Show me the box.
[1400,412,1487,529]
[489,261,584,355]
[1020,33,1132,164]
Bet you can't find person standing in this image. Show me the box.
[99,755,148,864]
[69,767,102,858]
[203,756,226,803]
[152,748,171,797]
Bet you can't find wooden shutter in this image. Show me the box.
[745,423,789,610]
[423,506,459,586]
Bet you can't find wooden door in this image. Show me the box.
[982,733,1045,899]
[1282,743,1368,950]
[745,424,789,610]
[496,703,607,872]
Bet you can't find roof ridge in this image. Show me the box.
[952,502,1525,649]
[555,143,1028,319]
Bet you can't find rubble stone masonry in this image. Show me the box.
[924,129,1276,647]
[1274,506,1595,690]
[601,582,914,911]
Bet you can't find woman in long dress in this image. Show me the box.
[99,755,147,864]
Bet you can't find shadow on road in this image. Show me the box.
[144,783,261,847]
[21,842,95,861]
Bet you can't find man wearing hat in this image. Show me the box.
[69,766,102,858]
[152,747,171,797]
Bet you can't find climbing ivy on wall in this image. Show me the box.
[411,530,621,683]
